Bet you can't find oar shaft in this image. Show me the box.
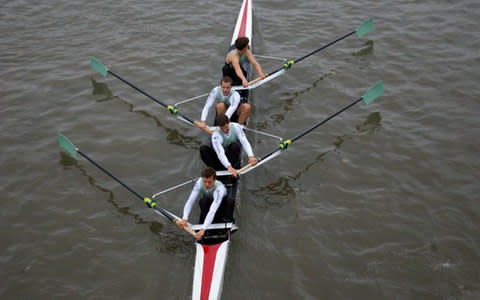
[77,150,145,200]
[77,149,180,226]
[294,31,355,64]
[259,148,280,161]
[108,70,166,109]
[59,133,198,237]
[258,97,364,162]
[267,30,356,77]
[107,70,197,125]
[291,97,362,143]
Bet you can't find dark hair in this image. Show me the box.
[235,37,249,50]
[201,167,216,179]
[215,114,230,127]
[221,76,233,85]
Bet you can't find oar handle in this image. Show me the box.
[248,76,264,86]
[180,223,197,237]
[172,219,198,237]
[184,227,197,236]
[237,162,252,174]
[193,121,214,135]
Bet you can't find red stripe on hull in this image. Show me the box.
[237,0,249,38]
[200,243,222,300]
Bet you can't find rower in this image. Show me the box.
[200,113,258,178]
[197,76,250,128]
[177,167,234,240]
[223,36,265,97]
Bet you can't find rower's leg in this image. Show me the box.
[225,141,241,169]
[229,111,239,123]
[200,145,225,170]
[222,197,235,222]
[212,196,235,223]
[214,103,229,126]
[236,103,251,124]
[215,103,227,115]
[198,196,213,224]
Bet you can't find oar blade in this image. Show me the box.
[90,57,108,78]
[355,18,374,38]
[362,81,384,105]
[58,132,78,158]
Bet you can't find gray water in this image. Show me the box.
[1,0,479,299]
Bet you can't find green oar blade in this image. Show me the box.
[355,18,374,38]
[58,133,78,158]
[362,81,384,105]
[90,57,108,78]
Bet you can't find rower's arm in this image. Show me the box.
[182,179,201,220]
[212,133,231,168]
[200,88,217,122]
[231,56,248,84]
[202,186,226,230]
[246,50,265,78]
[225,92,240,118]
[235,124,254,157]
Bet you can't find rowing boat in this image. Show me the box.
[190,1,252,299]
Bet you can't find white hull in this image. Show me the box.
[191,0,252,299]
[230,0,253,46]
[192,240,230,300]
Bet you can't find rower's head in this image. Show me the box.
[220,76,233,96]
[235,37,249,52]
[215,114,230,134]
[201,167,216,190]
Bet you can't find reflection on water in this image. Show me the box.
[333,135,345,148]
[91,78,113,102]
[352,40,374,57]
[261,177,295,197]
[59,151,77,168]
[58,151,193,253]
[59,151,158,229]
[255,74,329,130]
[356,111,382,132]
[90,80,203,149]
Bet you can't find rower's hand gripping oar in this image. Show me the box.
[57,133,197,237]
[243,18,375,89]
[238,80,384,174]
[89,57,213,135]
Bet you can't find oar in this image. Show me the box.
[89,57,213,134]
[239,18,374,90]
[57,133,196,237]
[238,80,384,173]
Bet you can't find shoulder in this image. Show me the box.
[212,130,223,142]
[210,86,219,95]
[215,180,225,188]
[227,51,240,61]
[218,183,227,193]
[215,181,227,192]
[192,178,202,191]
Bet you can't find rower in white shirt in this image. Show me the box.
[197,76,251,133]
[200,114,258,177]
[177,167,233,240]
